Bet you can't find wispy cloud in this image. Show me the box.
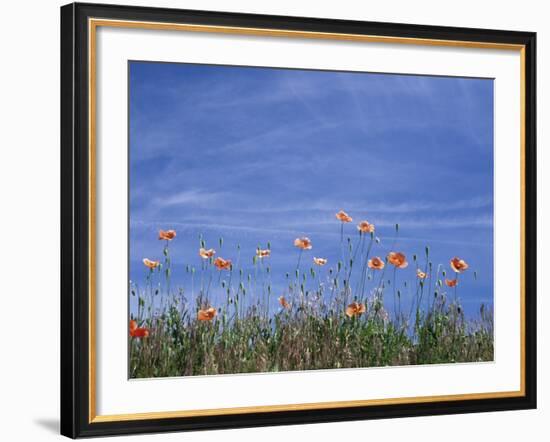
[153,189,223,208]
[131,209,492,238]
[179,195,493,215]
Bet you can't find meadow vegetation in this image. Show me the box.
[129,212,493,378]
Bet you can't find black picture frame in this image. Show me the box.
[61,2,537,438]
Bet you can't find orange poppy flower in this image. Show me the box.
[256,249,271,258]
[129,319,137,333]
[345,302,366,317]
[142,258,160,269]
[445,278,458,287]
[313,257,327,266]
[278,296,290,309]
[158,229,176,241]
[387,252,408,269]
[368,257,385,270]
[335,210,353,223]
[199,248,216,259]
[129,321,149,338]
[450,257,469,273]
[416,269,428,279]
[131,327,150,338]
[214,257,232,270]
[294,237,312,250]
[197,307,217,321]
[357,220,375,233]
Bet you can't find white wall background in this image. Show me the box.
[0,0,546,440]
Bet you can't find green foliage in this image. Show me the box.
[131,226,493,378]
[129,292,493,378]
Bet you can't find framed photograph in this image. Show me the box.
[60,2,536,438]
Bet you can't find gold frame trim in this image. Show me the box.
[88,18,527,424]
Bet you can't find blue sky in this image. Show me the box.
[129,61,494,318]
